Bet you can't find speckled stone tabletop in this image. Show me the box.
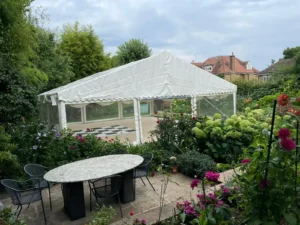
[44,154,143,183]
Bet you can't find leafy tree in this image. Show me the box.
[58,22,110,81]
[0,58,38,124]
[283,46,300,59]
[34,28,74,90]
[115,39,151,65]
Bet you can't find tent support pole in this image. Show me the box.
[233,92,237,115]
[134,99,143,144]
[58,101,67,130]
[191,96,197,117]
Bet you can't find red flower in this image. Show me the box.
[70,145,75,150]
[294,110,300,116]
[288,108,295,113]
[151,172,155,177]
[81,138,85,143]
[97,137,101,140]
[297,97,300,103]
[156,120,160,124]
[130,211,134,216]
[75,136,80,140]
[278,128,291,139]
[241,158,251,164]
[154,111,158,115]
[277,94,289,106]
[86,128,91,132]
[115,130,118,132]
[280,138,296,151]
[111,138,114,141]
[192,116,196,120]
[259,180,271,189]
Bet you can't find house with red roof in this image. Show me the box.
[191,53,259,81]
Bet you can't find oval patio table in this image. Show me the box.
[44,154,143,221]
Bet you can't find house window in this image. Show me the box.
[263,75,270,81]
[246,62,252,70]
[205,66,212,71]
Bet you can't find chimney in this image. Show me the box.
[230,52,235,73]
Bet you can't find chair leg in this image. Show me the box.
[90,190,92,212]
[117,194,123,218]
[16,205,22,219]
[48,186,52,210]
[146,176,155,191]
[140,177,146,186]
[41,195,47,224]
[27,203,30,208]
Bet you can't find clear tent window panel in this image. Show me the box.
[39,101,59,129]
[153,100,172,113]
[66,105,82,123]
[140,101,151,116]
[196,94,234,118]
[86,102,118,121]
[122,101,134,118]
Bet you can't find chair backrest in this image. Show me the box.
[1,179,21,205]
[88,175,122,196]
[141,153,153,167]
[24,164,45,180]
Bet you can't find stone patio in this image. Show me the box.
[0,170,235,225]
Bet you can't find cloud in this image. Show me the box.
[31,0,300,70]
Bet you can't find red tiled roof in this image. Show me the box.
[192,54,259,75]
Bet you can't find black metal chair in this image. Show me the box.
[1,179,47,224]
[88,175,123,217]
[134,153,155,191]
[24,164,53,210]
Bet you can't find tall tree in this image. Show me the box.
[115,39,152,66]
[34,28,74,90]
[58,22,110,81]
[283,46,300,59]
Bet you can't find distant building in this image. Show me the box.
[192,53,259,81]
[258,58,296,81]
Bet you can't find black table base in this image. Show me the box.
[61,169,136,220]
[62,182,86,220]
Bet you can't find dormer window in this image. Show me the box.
[246,62,252,70]
[205,65,212,71]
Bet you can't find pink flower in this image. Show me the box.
[130,211,134,216]
[259,180,271,189]
[241,158,251,164]
[208,193,216,199]
[222,187,231,195]
[280,138,296,151]
[154,111,158,115]
[192,116,196,120]
[190,179,200,190]
[278,128,291,139]
[216,200,223,207]
[141,219,147,224]
[70,145,75,150]
[234,186,238,191]
[86,128,91,132]
[75,136,80,140]
[205,171,220,182]
[115,130,118,133]
[156,120,160,124]
[80,138,85,143]
[97,137,101,140]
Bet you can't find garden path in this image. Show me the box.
[1,170,235,225]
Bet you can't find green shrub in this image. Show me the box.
[0,126,17,152]
[0,152,20,179]
[177,150,216,178]
[0,208,26,225]
[87,205,115,225]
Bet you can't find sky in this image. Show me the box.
[31,0,300,70]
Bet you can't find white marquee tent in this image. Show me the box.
[39,51,237,143]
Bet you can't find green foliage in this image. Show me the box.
[33,28,74,90]
[115,39,151,66]
[283,46,300,59]
[177,151,216,178]
[0,126,17,152]
[58,21,109,81]
[0,208,27,225]
[171,99,191,114]
[87,205,116,225]
[0,151,20,179]
[0,58,38,124]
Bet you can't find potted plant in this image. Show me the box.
[169,156,178,173]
